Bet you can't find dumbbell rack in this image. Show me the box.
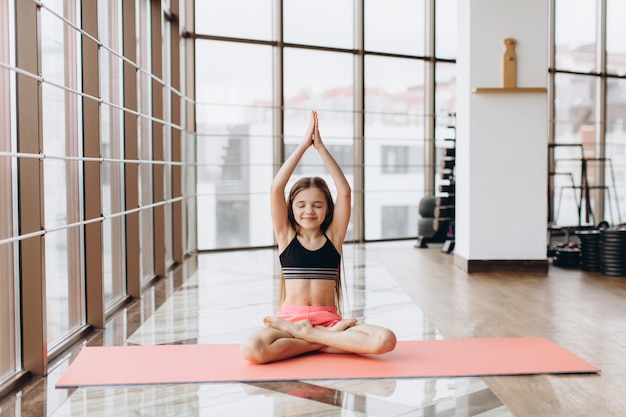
[436,123,456,253]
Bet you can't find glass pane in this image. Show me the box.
[552,73,597,226]
[195,0,273,40]
[0,0,18,384]
[435,0,457,59]
[554,0,596,73]
[99,0,126,308]
[184,131,198,253]
[435,62,456,135]
[195,41,274,249]
[284,0,353,49]
[606,0,626,76]
[605,78,626,224]
[138,0,154,281]
[365,0,425,56]
[364,55,425,240]
[163,14,174,268]
[284,48,355,240]
[44,227,81,346]
[44,0,64,15]
[41,4,85,348]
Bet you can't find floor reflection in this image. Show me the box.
[2,243,514,417]
[48,377,510,417]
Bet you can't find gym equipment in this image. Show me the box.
[416,115,455,252]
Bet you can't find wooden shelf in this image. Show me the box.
[472,87,547,93]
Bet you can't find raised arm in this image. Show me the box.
[312,114,351,247]
[270,111,316,248]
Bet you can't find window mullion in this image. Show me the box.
[595,0,607,219]
[353,0,365,243]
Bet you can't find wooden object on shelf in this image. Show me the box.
[472,37,547,94]
[503,38,517,88]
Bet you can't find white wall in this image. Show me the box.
[456,0,549,261]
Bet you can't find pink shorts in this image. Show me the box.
[276,304,342,328]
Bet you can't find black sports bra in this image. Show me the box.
[279,235,340,280]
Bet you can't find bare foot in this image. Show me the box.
[263,316,313,339]
[322,318,358,331]
[264,316,358,339]
[263,316,304,337]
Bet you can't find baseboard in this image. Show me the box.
[454,254,549,273]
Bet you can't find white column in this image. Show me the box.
[454,0,549,272]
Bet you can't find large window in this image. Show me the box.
[99,0,126,309]
[606,0,626,75]
[364,55,426,240]
[552,74,597,225]
[138,0,155,283]
[0,0,191,390]
[194,0,456,249]
[284,0,353,49]
[551,0,626,226]
[0,0,19,387]
[605,1,626,223]
[554,0,596,73]
[284,48,355,240]
[195,40,274,249]
[605,78,626,224]
[435,0,457,60]
[41,0,86,349]
[365,0,425,56]
[195,0,273,41]
[381,146,420,174]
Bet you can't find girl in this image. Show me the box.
[240,111,397,364]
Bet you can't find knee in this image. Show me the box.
[240,338,269,364]
[374,329,397,354]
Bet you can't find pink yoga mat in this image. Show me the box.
[55,338,599,388]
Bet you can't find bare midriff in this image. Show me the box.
[283,279,336,306]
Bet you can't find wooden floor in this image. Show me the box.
[374,242,626,417]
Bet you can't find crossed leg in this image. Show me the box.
[240,318,358,364]
[240,316,396,364]
[265,316,396,355]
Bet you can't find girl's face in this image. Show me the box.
[291,187,328,231]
